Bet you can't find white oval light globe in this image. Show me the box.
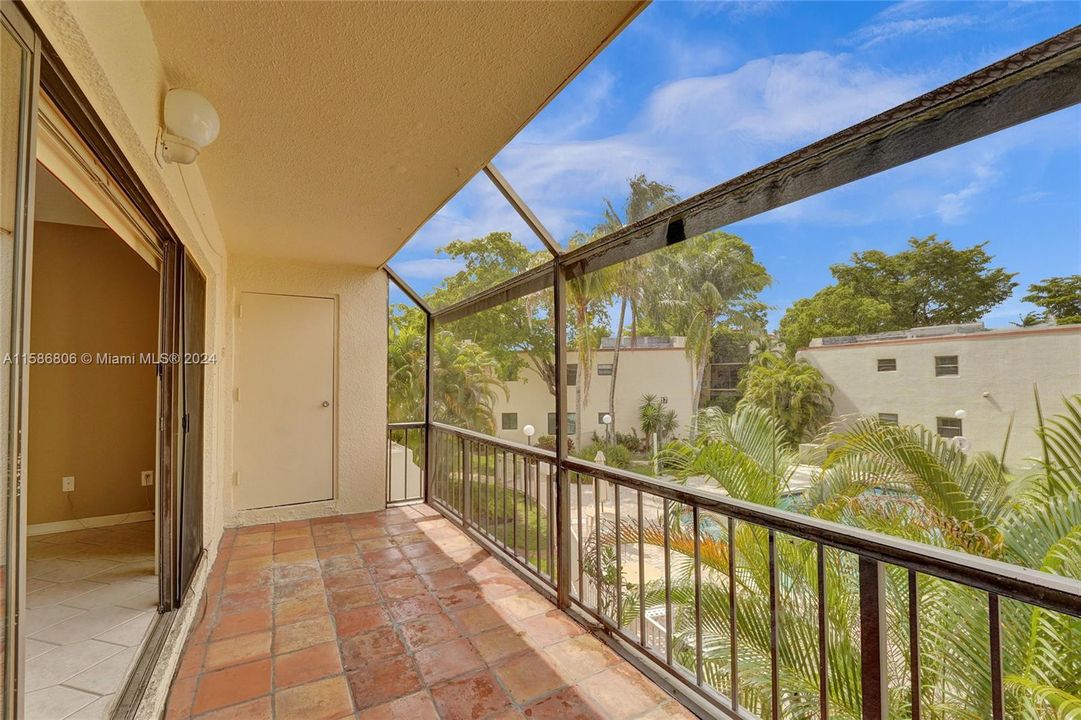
[522,424,535,438]
[954,409,967,419]
[165,89,220,149]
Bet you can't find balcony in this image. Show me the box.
[164,504,693,719]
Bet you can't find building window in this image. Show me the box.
[567,364,578,386]
[877,358,897,372]
[501,413,518,430]
[878,413,899,425]
[597,363,613,376]
[598,412,612,425]
[937,417,963,438]
[935,355,959,376]
[547,412,576,436]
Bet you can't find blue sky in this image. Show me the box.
[388,1,1081,329]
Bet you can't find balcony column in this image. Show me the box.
[554,264,570,608]
[859,557,888,720]
[424,310,434,504]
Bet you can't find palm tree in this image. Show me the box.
[599,176,680,439]
[431,329,506,434]
[644,232,770,434]
[566,233,614,448]
[584,396,1081,719]
[739,351,835,446]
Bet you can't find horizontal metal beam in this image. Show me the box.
[484,164,562,257]
[383,265,432,315]
[432,260,555,324]
[430,421,555,462]
[560,27,1081,279]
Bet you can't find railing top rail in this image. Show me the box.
[561,455,1081,618]
[387,421,426,429]
[431,421,557,462]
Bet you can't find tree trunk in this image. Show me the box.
[575,372,582,449]
[691,344,708,439]
[607,296,628,443]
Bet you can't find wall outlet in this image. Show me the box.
[62,476,75,493]
[140,470,153,487]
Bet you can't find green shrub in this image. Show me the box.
[576,442,631,469]
[535,435,573,453]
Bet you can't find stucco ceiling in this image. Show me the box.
[141,1,642,267]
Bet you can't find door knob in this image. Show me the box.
[322,401,330,407]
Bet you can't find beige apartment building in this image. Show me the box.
[798,323,1081,470]
[492,337,695,445]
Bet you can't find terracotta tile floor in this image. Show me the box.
[165,505,695,719]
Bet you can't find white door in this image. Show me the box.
[236,292,335,509]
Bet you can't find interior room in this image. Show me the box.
[22,164,160,717]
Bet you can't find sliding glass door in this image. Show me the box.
[0,5,37,718]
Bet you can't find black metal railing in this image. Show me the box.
[386,421,425,505]
[422,422,1081,720]
[429,422,558,586]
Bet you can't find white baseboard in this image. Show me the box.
[29,510,154,537]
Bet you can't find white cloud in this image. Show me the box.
[493,50,926,239]
[937,162,999,223]
[852,14,977,49]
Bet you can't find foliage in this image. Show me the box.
[534,435,574,453]
[577,442,632,469]
[779,236,1017,352]
[615,429,645,453]
[598,175,681,438]
[387,303,427,422]
[600,396,1081,719]
[738,351,834,445]
[778,283,895,352]
[832,235,1018,328]
[1023,275,1081,325]
[641,232,771,419]
[429,232,556,391]
[639,394,679,445]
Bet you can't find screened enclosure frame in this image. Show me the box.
[384,26,1081,720]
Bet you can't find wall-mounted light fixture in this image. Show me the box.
[160,89,220,164]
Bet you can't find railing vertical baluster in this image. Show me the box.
[502,450,508,547]
[524,458,531,567]
[908,570,920,720]
[769,530,780,720]
[595,476,603,616]
[549,464,556,582]
[818,544,829,720]
[577,472,584,600]
[512,454,519,557]
[729,517,739,710]
[534,460,541,573]
[403,428,410,502]
[859,557,888,720]
[989,594,1004,720]
[385,430,391,503]
[638,491,646,645]
[615,484,623,631]
[663,499,673,666]
[693,505,703,686]
[462,438,471,525]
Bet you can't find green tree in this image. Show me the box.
[778,283,895,352]
[387,303,427,422]
[430,329,506,433]
[1023,275,1081,325]
[428,232,556,392]
[598,175,681,439]
[738,351,834,445]
[638,394,678,445]
[830,235,1017,328]
[566,233,613,448]
[643,232,770,425]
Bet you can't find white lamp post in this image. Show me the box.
[602,413,612,443]
[523,424,535,447]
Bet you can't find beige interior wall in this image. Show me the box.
[27,222,158,525]
[224,256,387,525]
